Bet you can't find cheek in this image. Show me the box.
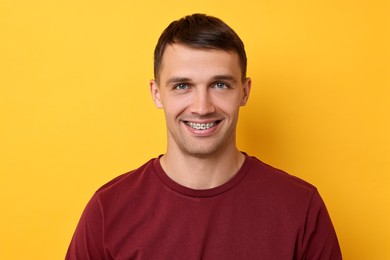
[214,93,243,111]
[162,98,188,118]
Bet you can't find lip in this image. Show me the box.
[182,119,222,136]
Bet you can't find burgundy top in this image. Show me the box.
[66,154,341,259]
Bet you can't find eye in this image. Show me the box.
[174,83,189,90]
[213,82,228,89]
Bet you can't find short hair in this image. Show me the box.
[154,13,247,82]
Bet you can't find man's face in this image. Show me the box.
[150,44,251,158]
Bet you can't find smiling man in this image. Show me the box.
[150,43,250,189]
[66,14,342,259]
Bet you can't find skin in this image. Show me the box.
[150,43,251,189]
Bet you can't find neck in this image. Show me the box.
[160,147,245,189]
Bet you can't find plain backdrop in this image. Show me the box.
[1,0,389,259]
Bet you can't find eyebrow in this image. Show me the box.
[212,75,237,83]
[165,77,192,86]
[165,74,237,86]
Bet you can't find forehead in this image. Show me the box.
[159,44,242,82]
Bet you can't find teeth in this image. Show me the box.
[186,122,217,130]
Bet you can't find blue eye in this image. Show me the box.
[214,82,228,89]
[174,83,189,90]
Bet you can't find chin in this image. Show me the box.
[180,144,222,158]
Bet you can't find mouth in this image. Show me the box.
[184,120,221,130]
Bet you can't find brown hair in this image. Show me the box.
[153,13,247,82]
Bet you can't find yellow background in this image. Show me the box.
[1,0,389,259]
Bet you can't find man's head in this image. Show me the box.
[150,14,251,158]
[153,13,247,83]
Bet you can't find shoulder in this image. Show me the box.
[244,157,341,258]
[252,156,315,187]
[245,155,318,202]
[93,158,158,203]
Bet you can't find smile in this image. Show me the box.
[185,121,220,130]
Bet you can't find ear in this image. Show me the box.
[150,80,163,108]
[240,77,252,106]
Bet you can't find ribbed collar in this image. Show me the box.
[152,153,253,198]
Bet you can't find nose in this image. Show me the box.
[190,88,215,115]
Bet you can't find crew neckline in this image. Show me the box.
[152,153,253,198]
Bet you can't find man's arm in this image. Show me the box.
[66,194,107,260]
[300,190,342,259]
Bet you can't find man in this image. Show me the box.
[66,14,341,259]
